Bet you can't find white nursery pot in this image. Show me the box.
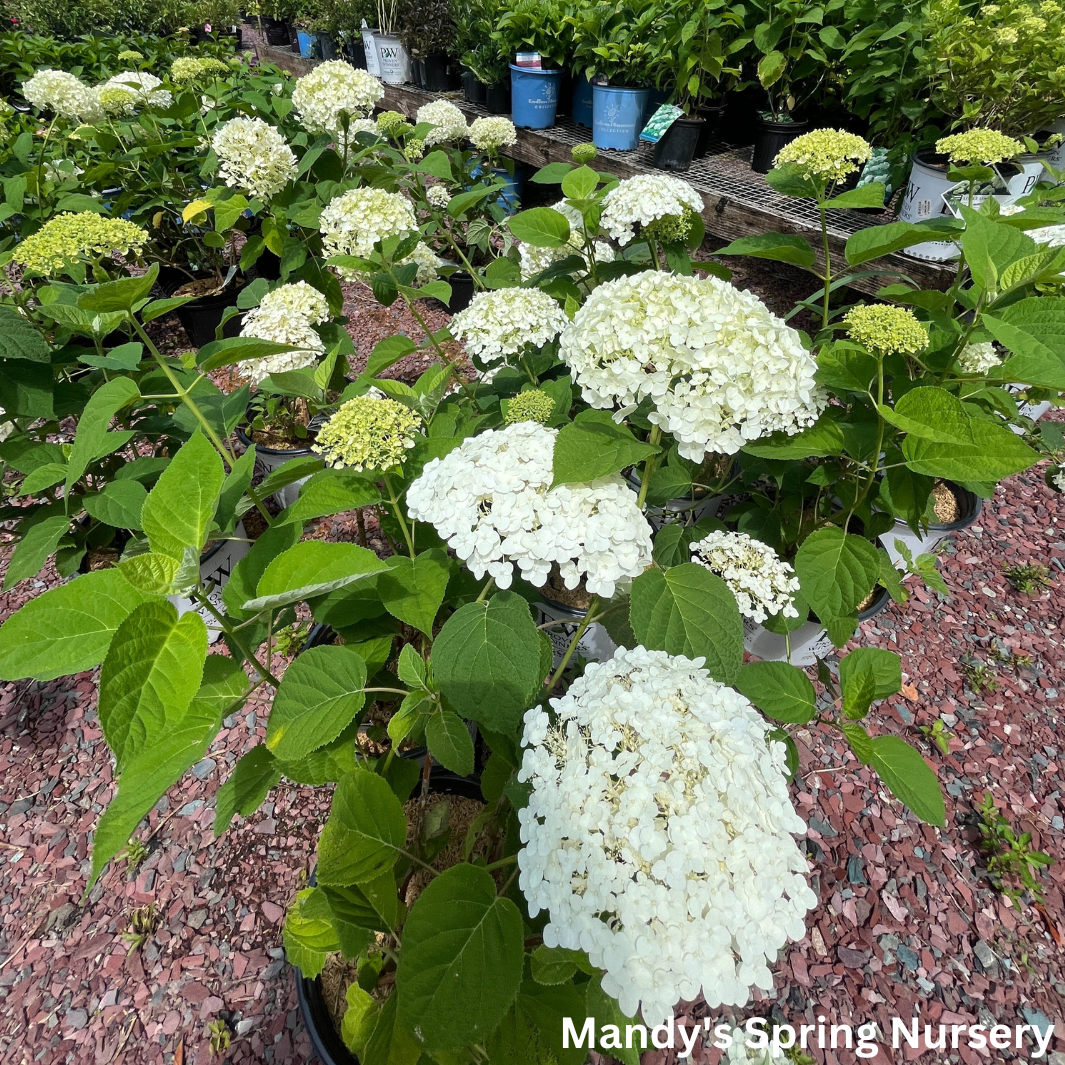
[169,521,250,644]
[534,599,616,667]
[878,482,982,567]
[898,150,961,262]
[623,472,722,531]
[375,34,411,85]
[236,427,317,509]
[743,616,833,667]
[362,28,381,78]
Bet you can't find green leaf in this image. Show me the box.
[141,433,224,560]
[98,600,208,772]
[733,661,816,723]
[842,665,875,720]
[530,946,581,986]
[869,735,946,826]
[560,166,598,200]
[531,162,573,183]
[0,306,51,362]
[317,769,408,885]
[65,376,140,490]
[116,553,182,596]
[3,514,68,590]
[902,419,1038,480]
[712,232,816,269]
[0,568,150,681]
[846,221,955,266]
[266,645,367,761]
[222,520,302,620]
[397,643,426,689]
[507,207,571,248]
[793,528,880,621]
[839,647,901,700]
[824,182,887,209]
[81,479,147,530]
[741,414,845,459]
[551,412,659,487]
[757,49,786,88]
[583,980,641,1065]
[76,264,158,312]
[360,988,422,1065]
[816,345,879,393]
[425,711,475,777]
[197,336,299,373]
[397,863,524,1051]
[323,875,400,936]
[629,564,743,683]
[365,334,417,378]
[984,297,1065,388]
[432,591,543,733]
[276,468,380,526]
[879,386,973,444]
[90,656,244,884]
[378,549,451,636]
[283,888,342,978]
[414,149,453,180]
[215,745,282,835]
[841,720,874,763]
[19,462,67,496]
[248,541,388,611]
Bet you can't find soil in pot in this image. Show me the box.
[542,566,593,610]
[652,116,705,172]
[752,116,809,174]
[930,479,960,523]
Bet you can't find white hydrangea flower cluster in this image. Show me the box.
[469,115,517,152]
[319,187,418,269]
[23,69,102,122]
[425,184,451,209]
[689,530,800,623]
[403,240,442,284]
[239,281,330,386]
[518,645,815,1026]
[415,99,469,145]
[955,341,1001,374]
[211,116,297,202]
[291,60,383,139]
[560,272,824,458]
[518,200,615,279]
[97,71,172,109]
[599,174,704,245]
[1053,464,1065,493]
[407,421,653,597]
[449,288,568,378]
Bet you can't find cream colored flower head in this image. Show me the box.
[505,389,556,425]
[171,56,230,84]
[773,127,872,182]
[211,116,297,201]
[936,129,1024,164]
[313,394,423,472]
[956,341,1000,374]
[117,50,144,62]
[844,304,927,355]
[239,281,330,386]
[319,188,418,271]
[22,69,102,122]
[96,72,172,110]
[416,100,469,146]
[469,115,517,152]
[600,174,703,245]
[376,110,410,136]
[292,60,383,140]
[12,212,147,275]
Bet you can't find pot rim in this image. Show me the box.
[235,423,319,458]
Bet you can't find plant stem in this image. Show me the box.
[382,472,415,556]
[193,590,281,687]
[399,290,478,403]
[484,854,518,872]
[819,198,833,330]
[636,425,663,510]
[547,594,600,691]
[476,576,495,603]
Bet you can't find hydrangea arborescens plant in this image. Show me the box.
[313,393,424,472]
[239,281,330,385]
[211,116,298,202]
[689,530,801,623]
[291,60,384,141]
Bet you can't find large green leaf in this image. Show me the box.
[712,233,816,269]
[141,433,224,560]
[378,549,451,635]
[984,297,1065,388]
[3,514,68,590]
[793,527,879,621]
[316,769,408,886]
[214,745,282,835]
[869,735,946,826]
[879,386,974,445]
[81,479,148,530]
[901,418,1037,480]
[487,980,589,1065]
[425,711,475,777]
[0,568,150,681]
[551,412,659,487]
[283,888,342,978]
[0,305,51,362]
[265,645,368,761]
[741,415,845,459]
[839,647,901,700]
[222,520,303,620]
[98,600,208,772]
[508,207,571,248]
[247,541,388,611]
[431,591,543,733]
[64,376,140,490]
[733,661,816,723]
[276,468,379,525]
[845,221,956,265]
[629,564,743,683]
[397,863,524,1051]
[90,655,245,885]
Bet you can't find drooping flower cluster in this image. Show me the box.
[239,281,330,386]
[211,116,298,201]
[170,56,230,83]
[773,128,872,183]
[312,393,423,472]
[505,388,556,425]
[560,272,824,458]
[517,645,815,1025]
[468,115,517,152]
[407,422,653,597]
[11,212,147,275]
[689,530,800,623]
[844,304,928,355]
[517,200,615,279]
[416,99,469,145]
[935,129,1024,164]
[291,60,383,140]
[22,69,102,122]
[402,241,443,284]
[319,188,418,269]
[449,288,568,378]
[96,71,171,110]
[599,174,704,246]
[955,340,1001,374]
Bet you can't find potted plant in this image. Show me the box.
[401,0,452,90]
[494,0,570,129]
[374,0,412,83]
[451,0,488,102]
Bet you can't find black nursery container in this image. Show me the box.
[694,102,724,158]
[484,81,511,115]
[751,116,809,174]
[462,70,486,104]
[652,116,704,172]
[421,54,450,92]
[158,267,244,349]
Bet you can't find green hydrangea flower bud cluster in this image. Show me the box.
[117,50,144,62]
[844,304,928,355]
[935,129,1024,164]
[773,128,873,182]
[376,110,412,137]
[504,388,556,425]
[572,142,597,164]
[170,56,230,85]
[644,209,697,245]
[312,394,423,472]
[12,212,148,276]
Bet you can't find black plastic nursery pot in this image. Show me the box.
[420,54,451,92]
[317,32,338,60]
[857,583,892,623]
[346,38,367,68]
[158,267,244,349]
[928,481,982,533]
[694,102,724,158]
[263,21,290,45]
[484,81,511,115]
[751,115,809,174]
[445,271,475,312]
[462,70,486,104]
[289,23,300,50]
[652,116,705,173]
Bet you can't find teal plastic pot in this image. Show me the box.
[296,29,316,57]
[592,84,649,150]
[509,64,561,129]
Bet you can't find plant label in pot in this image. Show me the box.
[169,521,251,643]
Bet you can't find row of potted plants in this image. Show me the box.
[2,41,1064,1059]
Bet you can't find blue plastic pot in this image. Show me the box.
[571,72,593,127]
[509,64,562,129]
[469,164,522,215]
[296,29,316,57]
[592,84,649,150]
